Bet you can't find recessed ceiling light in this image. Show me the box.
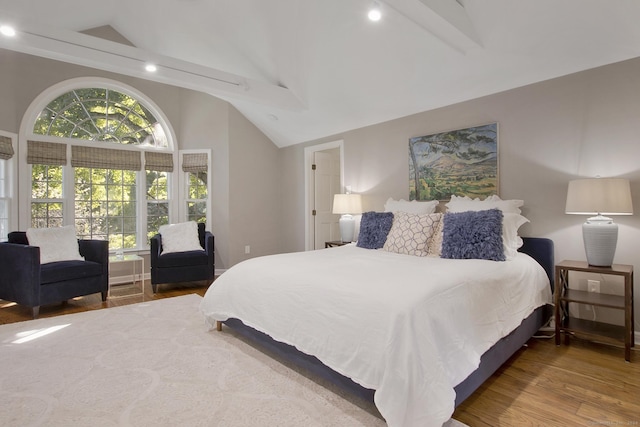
[0,25,16,37]
[145,63,157,72]
[368,4,382,22]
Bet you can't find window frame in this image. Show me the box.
[0,130,17,241]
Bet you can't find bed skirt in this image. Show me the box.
[220,303,551,408]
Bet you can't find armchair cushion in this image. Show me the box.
[40,260,104,285]
[155,250,210,268]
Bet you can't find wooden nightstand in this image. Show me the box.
[555,260,634,361]
[325,241,348,248]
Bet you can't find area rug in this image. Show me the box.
[0,294,467,426]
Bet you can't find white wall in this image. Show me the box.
[280,56,640,334]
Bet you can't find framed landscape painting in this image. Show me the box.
[409,123,498,201]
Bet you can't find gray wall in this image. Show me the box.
[0,49,282,270]
[228,106,281,263]
[280,57,640,334]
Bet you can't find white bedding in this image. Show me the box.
[200,244,552,427]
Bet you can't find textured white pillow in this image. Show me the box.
[26,225,84,264]
[383,212,442,257]
[383,198,439,214]
[502,213,529,260]
[446,194,523,214]
[159,221,203,254]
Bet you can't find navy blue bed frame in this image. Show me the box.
[218,237,555,408]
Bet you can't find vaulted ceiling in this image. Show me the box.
[2,0,640,147]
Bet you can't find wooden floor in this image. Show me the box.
[1,282,639,426]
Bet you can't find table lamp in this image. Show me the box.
[565,178,633,266]
[332,193,363,243]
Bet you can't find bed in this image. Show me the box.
[200,233,553,427]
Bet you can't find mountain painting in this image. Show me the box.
[409,123,498,201]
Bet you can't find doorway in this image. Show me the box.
[304,140,344,251]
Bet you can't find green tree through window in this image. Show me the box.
[146,170,169,243]
[31,164,63,228]
[33,88,168,147]
[74,167,137,250]
[187,172,207,224]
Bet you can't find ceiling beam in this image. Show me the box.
[383,0,482,53]
[0,14,305,111]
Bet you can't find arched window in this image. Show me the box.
[33,88,168,147]
[22,78,179,251]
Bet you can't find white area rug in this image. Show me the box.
[0,294,467,426]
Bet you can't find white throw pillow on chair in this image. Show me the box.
[159,221,204,254]
[26,225,85,264]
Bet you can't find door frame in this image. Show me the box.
[304,140,344,251]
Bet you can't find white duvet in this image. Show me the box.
[200,244,552,427]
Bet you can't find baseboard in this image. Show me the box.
[110,271,224,286]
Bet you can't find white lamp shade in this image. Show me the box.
[565,178,633,215]
[565,178,633,266]
[332,194,363,215]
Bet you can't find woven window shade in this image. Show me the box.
[145,151,174,172]
[71,145,141,171]
[27,140,67,165]
[0,135,14,160]
[182,153,209,173]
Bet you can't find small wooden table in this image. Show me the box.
[555,260,634,361]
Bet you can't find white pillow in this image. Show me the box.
[384,198,439,214]
[502,213,529,260]
[26,225,84,264]
[159,221,204,254]
[446,194,523,214]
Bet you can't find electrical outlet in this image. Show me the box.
[588,279,600,293]
[244,245,250,254]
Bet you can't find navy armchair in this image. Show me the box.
[0,232,109,318]
[150,222,215,293]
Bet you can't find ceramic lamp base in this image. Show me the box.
[339,214,355,243]
[582,215,618,267]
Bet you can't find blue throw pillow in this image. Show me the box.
[357,212,394,249]
[441,208,505,261]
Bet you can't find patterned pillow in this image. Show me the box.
[357,211,394,249]
[383,212,442,257]
[426,215,444,257]
[441,209,505,261]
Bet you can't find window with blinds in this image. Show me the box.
[23,80,212,251]
[182,152,209,224]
